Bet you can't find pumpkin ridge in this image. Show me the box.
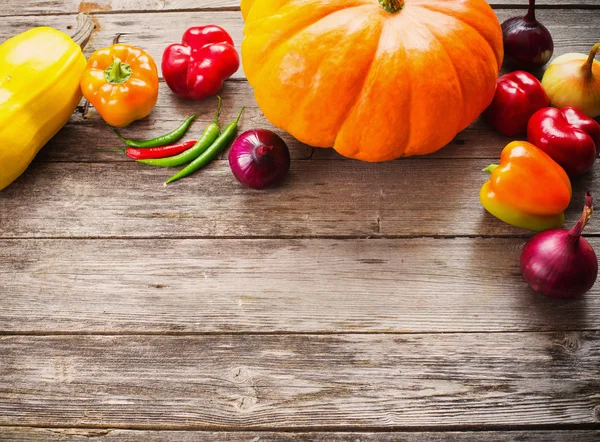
[290,10,380,144]
[417,2,503,69]
[333,12,387,157]
[246,2,369,84]
[414,12,466,135]
[336,19,413,161]
[399,34,413,159]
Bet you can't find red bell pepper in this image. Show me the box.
[528,107,600,176]
[484,71,549,137]
[162,25,239,100]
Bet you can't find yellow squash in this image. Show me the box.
[0,14,94,191]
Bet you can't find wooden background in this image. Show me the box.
[1,0,599,440]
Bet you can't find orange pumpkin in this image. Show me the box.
[241,0,503,161]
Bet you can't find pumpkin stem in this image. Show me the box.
[378,0,404,14]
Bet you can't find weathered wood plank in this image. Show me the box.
[1,428,599,441]
[1,238,598,333]
[1,333,599,428]
[1,0,597,17]
[0,159,597,238]
[0,9,597,82]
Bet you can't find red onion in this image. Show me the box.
[229,129,290,189]
[521,192,598,298]
[501,0,554,70]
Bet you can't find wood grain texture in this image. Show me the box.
[1,333,599,428]
[1,428,600,441]
[1,0,598,17]
[0,9,597,81]
[0,238,598,334]
[0,159,597,238]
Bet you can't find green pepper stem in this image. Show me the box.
[213,96,222,124]
[584,43,600,78]
[378,0,404,13]
[483,164,499,174]
[108,126,127,143]
[235,107,245,125]
[104,57,133,85]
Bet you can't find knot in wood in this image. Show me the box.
[553,332,583,355]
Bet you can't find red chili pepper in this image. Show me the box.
[528,107,600,176]
[162,26,239,100]
[484,71,549,137]
[125,140,197,160]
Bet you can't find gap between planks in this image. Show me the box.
[2,329,600,336]
[1,423,600,433]
[1,2,599,19]
[1,234,599,240]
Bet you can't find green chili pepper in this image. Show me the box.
[165,107,244,185]
[138,98,222,168]
[111,113,197,148]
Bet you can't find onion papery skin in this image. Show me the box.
[541,43,600,118]
[229,129,291,190]
[520,229,598,298]
[501,0,553,70]
[520,192,598,298]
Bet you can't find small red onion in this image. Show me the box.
[229,129,290,189]
[521,192,598,298]
[501,0,554,70]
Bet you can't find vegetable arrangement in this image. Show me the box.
[481,7,599,297]
[0,3,596,298]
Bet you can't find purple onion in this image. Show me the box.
[521,192,598,298]
[228,129,290,190]
[501,0,554,70]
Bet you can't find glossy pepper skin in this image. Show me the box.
[81,44,159,127]
[162,26,240,100]
[528,107,600,176]
[484,71,549,136]
[480,141,572,231]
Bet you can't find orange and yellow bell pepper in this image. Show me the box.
[480,141,572,231]
[80,44,159,127]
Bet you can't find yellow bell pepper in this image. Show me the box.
[0,14,93,191]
